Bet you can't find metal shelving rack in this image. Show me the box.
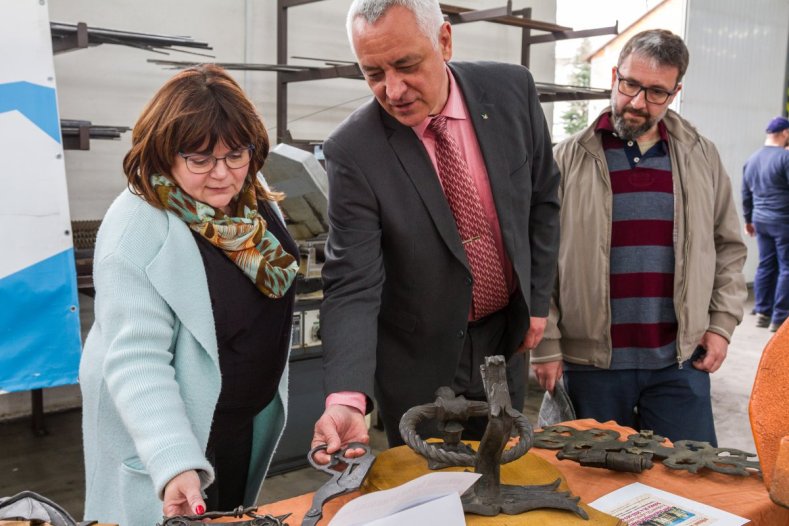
[274,0,618,145]
[148,1,617,147]
[51,22,212,151]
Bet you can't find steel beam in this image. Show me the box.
[50,21,211,55]
[440,3,570,32]
[280,63,363,83]
[277,0,289,144]
[445,5,511,25]
[61,120,129,150]
[281,0,324,7]
[520,8,531,69]
[525,24,619,45]
[51,21,88,53]
[536,83,610,103]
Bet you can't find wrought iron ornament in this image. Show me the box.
[400,386,531,470]
[158,506,290,526]
[534,425,762,476]
[400,355,588,519]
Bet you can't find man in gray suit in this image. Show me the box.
[311,0,560,456]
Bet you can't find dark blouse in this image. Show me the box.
[193,200,297,416]
[195,200,297,509]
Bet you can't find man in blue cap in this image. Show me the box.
[742,116,789,331]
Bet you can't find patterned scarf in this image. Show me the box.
[151,174,298,298]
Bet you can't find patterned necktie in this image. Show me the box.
[428,114,509,319]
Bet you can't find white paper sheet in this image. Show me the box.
[589,482,748,526]
[362,492,466,526]
[327,471,480,526]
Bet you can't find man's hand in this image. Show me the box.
[744,223,755,237]
[311,404,369,464]
[163,470,205,517]
[693,331,728,373]
[531,359,563,394]
[520,316,548,352]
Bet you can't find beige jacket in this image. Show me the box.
[532,109,747,367]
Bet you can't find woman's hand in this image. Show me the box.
[163,470,206,517]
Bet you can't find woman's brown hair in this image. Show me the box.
[123,64,280,207]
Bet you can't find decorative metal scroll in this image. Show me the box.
[400,386,531,470]
[158,506,290,526]
[534,425,762,476]
[399,355,588,519]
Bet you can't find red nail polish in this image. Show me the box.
[195,505,205,515]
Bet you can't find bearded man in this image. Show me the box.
[530,29,747,445]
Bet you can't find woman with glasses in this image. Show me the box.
[79,64,298,526]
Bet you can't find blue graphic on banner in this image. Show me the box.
[0,81,61,144]
[0,249,81,392]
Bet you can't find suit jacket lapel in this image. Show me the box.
[145,213,219,366]
[382,108,470,270]
[451,64,516,258]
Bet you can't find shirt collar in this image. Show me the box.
[596,111,670,142]
[413,66,466,139]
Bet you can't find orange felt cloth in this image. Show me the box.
[528,419,789,525]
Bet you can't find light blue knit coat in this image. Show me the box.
[80,188,289,526]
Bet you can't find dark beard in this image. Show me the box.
[610,103,655,141]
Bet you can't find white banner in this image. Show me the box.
[0,0,81,392]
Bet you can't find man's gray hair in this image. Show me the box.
[346,0,445,55]
[618,29,690,83]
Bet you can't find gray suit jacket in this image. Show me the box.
[320,61,560,430]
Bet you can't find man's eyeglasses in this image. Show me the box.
[615,68,678,105]
[178,145,254,174]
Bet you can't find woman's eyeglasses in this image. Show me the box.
[178,145,254,174]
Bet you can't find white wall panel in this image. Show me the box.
[682,0,789,280]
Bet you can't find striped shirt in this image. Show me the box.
[580,114,677,370]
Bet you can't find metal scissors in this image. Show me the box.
[301,442,375,526]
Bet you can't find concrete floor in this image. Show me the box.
[710,298,773,454]
[0,296,772,521]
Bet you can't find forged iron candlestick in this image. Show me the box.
[534,425,762,476]
[399,355,588,519]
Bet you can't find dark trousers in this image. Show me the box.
[384,309,526,446]
[563,354,717,445]
[753,220,789,325]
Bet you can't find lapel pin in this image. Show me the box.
[481,113,489,120]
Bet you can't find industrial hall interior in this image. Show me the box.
[2,0,789,525]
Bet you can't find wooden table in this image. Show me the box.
[254,419,788,525]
